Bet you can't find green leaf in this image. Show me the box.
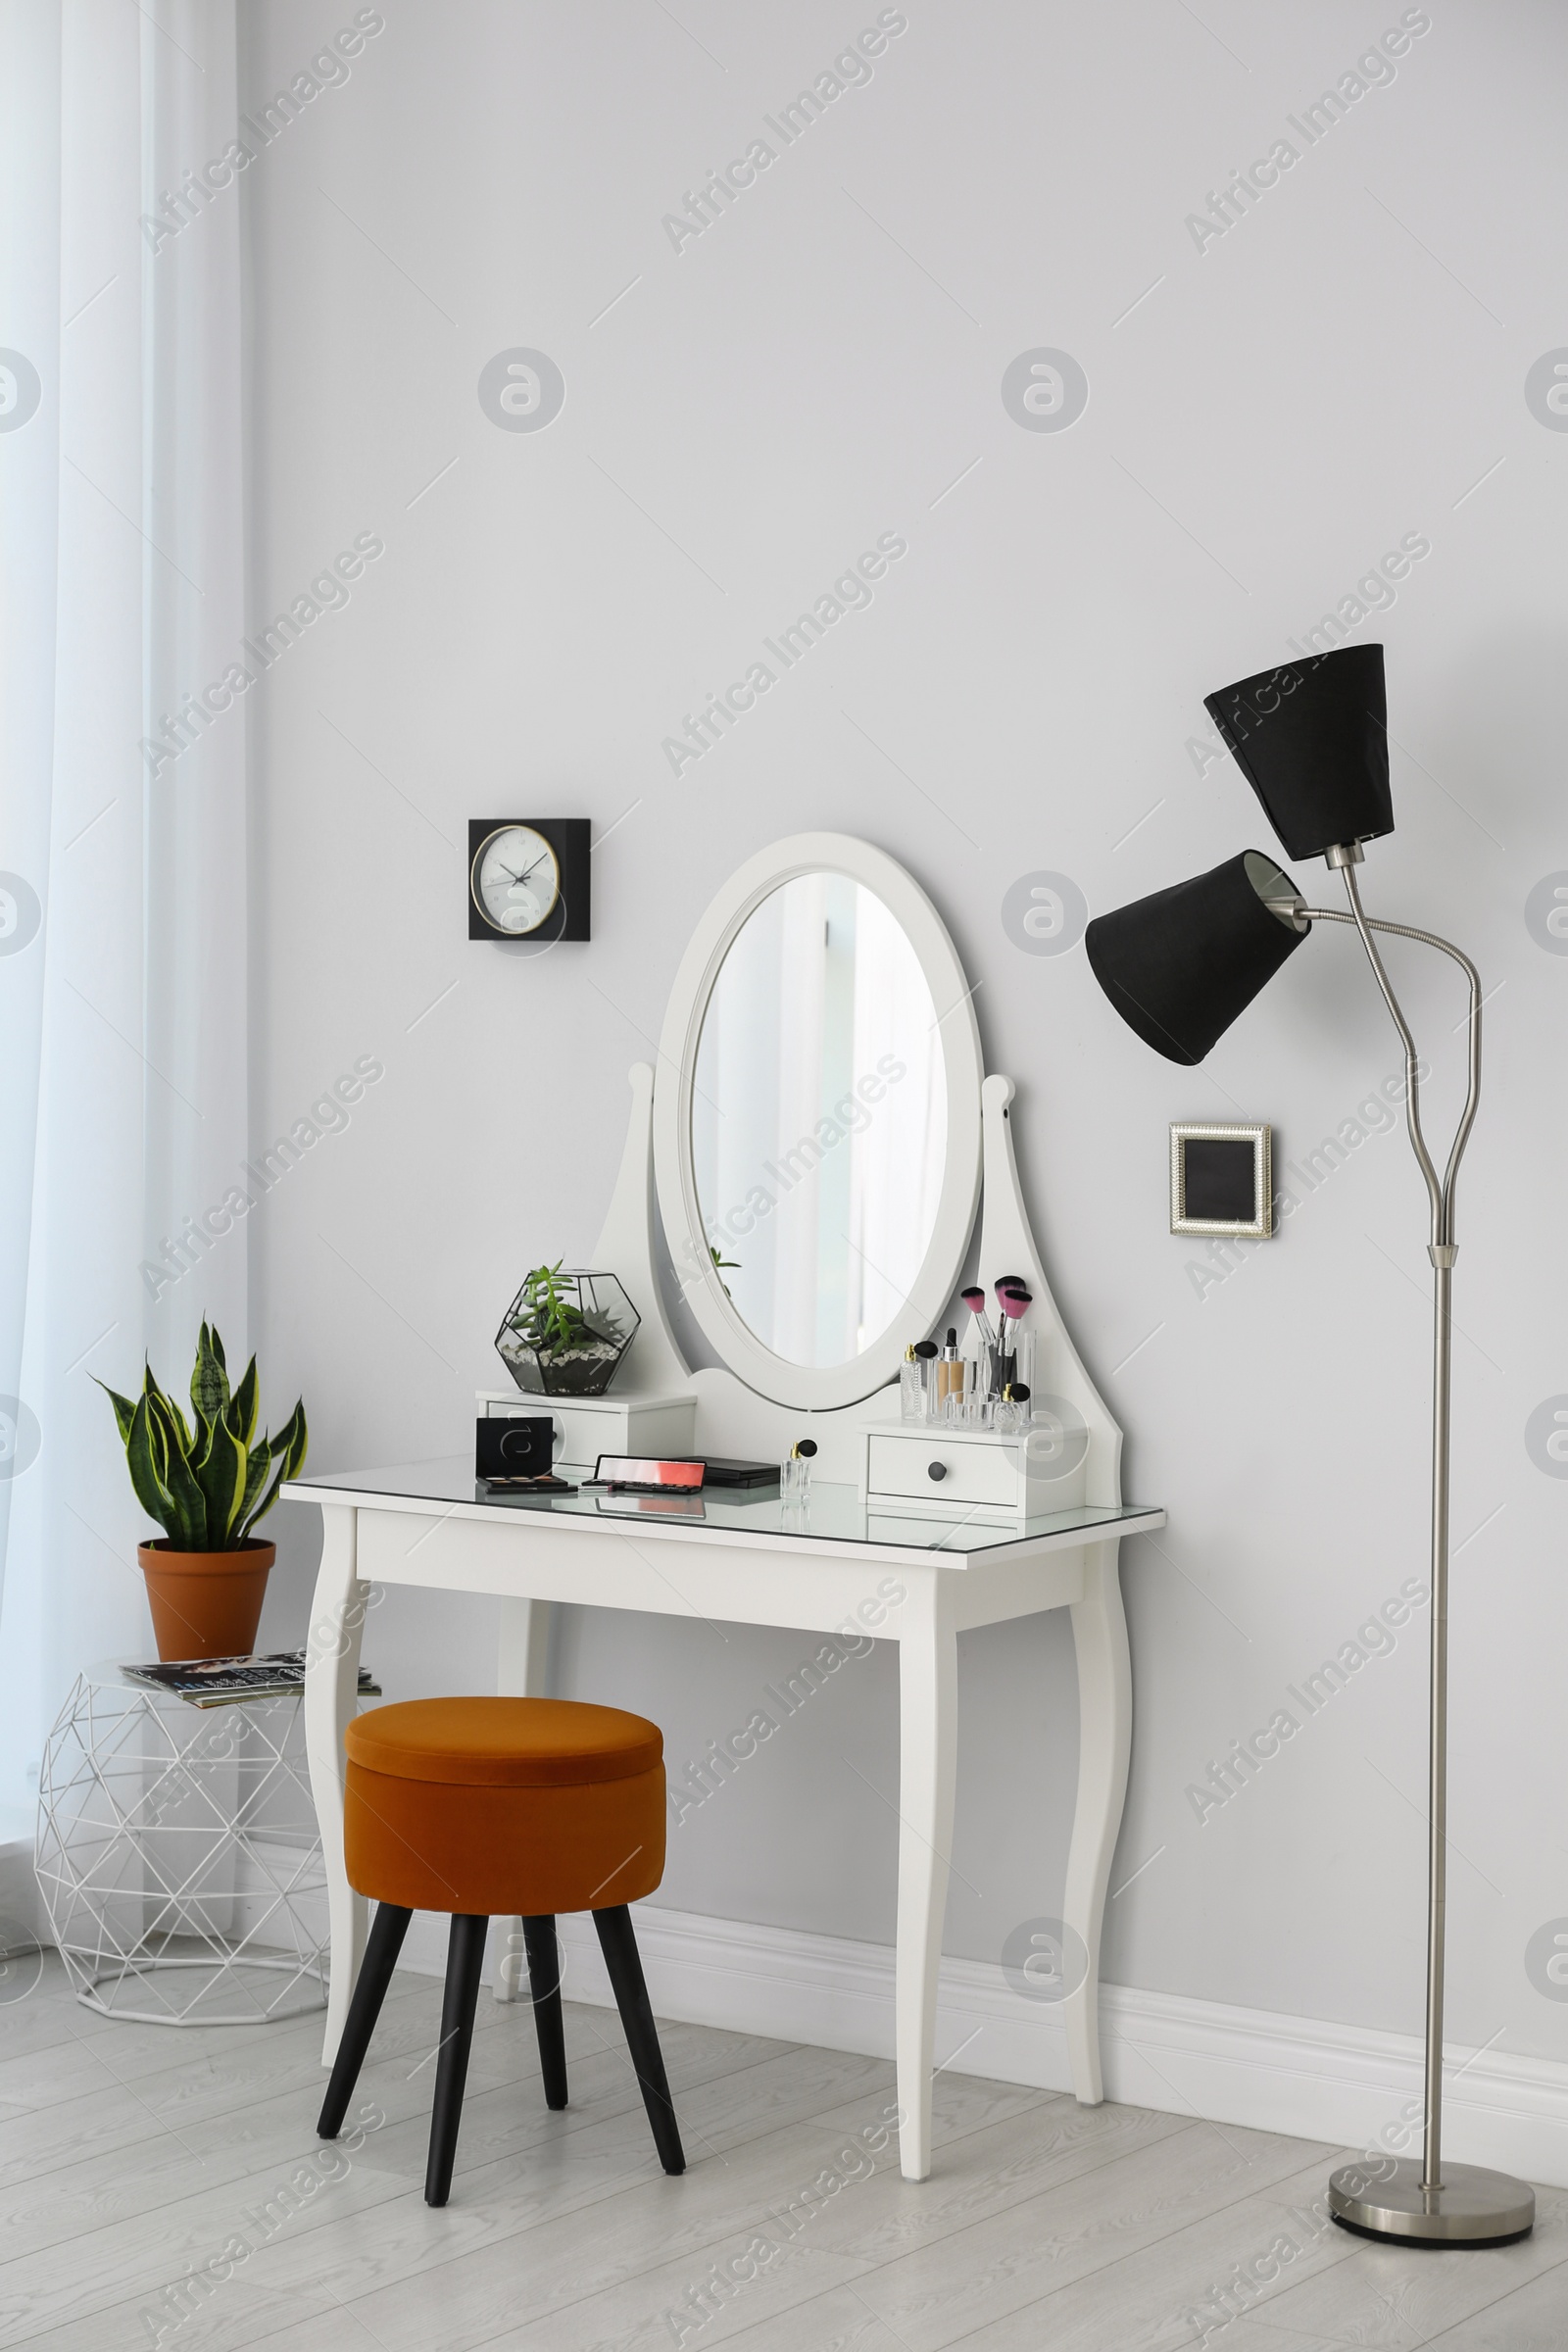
[147,1395,207,1546]
[283,1399,308,1477]
[146,1388,186,1473]
[517,1261,596,1353]
[191,1321,229,1426]
[268,1399,308,1466]
[142,1393,169,1490]
[209,1324,227,1374]
[126,1397,176,1538]
[240,1402,307,1539]
[234,1441,271,1537]
[195,1414,249,1544]
[229,1356,259,1446]
[165,1457,208,1547]
[146,1362,193,1455]
[238,1459,288,1540]
[95,1381,138,1446]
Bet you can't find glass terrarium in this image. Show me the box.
[495,1266,640,1398]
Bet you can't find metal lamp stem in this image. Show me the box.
[1296,874,1529,2244]
[1333,868,1475,2193]
[1425,1250,1452,2193]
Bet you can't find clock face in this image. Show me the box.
[471,825,562,936]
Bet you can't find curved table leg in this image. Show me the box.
[895,1588,957,2181]
[1061,1540,1132,2105]
[304,1502,368,2066]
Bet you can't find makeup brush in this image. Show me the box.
[994,1284,1032,1394]
[959,1285,996,1353]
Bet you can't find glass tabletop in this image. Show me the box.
[286,1456,1161,1556]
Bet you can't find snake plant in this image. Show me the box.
[99,1322,308,1549]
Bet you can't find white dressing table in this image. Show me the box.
[291,832,1162,2182]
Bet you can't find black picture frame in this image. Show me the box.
[468,817,591,943]
[1169,1121,1272,1239]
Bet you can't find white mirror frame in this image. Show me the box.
[653,832,984,1412]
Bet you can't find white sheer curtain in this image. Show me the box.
[0,2,248,1829]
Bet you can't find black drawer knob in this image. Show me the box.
[927,1461,947,1482]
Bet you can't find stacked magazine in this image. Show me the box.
[121,1651,383,1708]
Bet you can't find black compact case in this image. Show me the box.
[699,1457,779,1490]
[475,1415,557,1483]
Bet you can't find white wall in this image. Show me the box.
[236,0,1568,2095]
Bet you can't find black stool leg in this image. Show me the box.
[425,1913,489,2207]
[594,1905,684,2175]
[318,1902,412,2139]
[521,1915,568,2109]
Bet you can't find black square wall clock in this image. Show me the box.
[468,818,591,942]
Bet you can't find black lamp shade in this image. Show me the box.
[1203,645,1393,859]
[1084,851,1308,1066]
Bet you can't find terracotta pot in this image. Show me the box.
[137,1539,275,1663]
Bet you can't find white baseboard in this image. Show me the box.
[15,1801,1564,2188]
[0,1838,45,1949]
[11,1826,1562,2188]
[396,1899,1568,2190]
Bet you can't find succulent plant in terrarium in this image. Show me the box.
[495,1265,640,1397]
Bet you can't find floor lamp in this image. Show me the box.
[1084,644,1534,2248]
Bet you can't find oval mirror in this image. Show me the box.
[655,835,983,1411]
[692,873,947,1366]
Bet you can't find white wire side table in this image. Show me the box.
[35,1662,330,2026]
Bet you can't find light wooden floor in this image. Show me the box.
[0,1953,1563,2351]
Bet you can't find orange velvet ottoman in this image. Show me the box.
[318,1695,682,2205]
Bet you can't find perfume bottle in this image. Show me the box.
[781,1438,816,1501]
[901,1342,938,1422]
[914,1339,937,1417]
[994,1383,1032,1437]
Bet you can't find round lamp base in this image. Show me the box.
[1329,2159,1535,2248]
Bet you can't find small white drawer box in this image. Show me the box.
[477,1390,697,1470]
[859,1417,1087,1519]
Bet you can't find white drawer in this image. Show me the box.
[867,1433,1023,1508]
[477,1392,697,1467]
